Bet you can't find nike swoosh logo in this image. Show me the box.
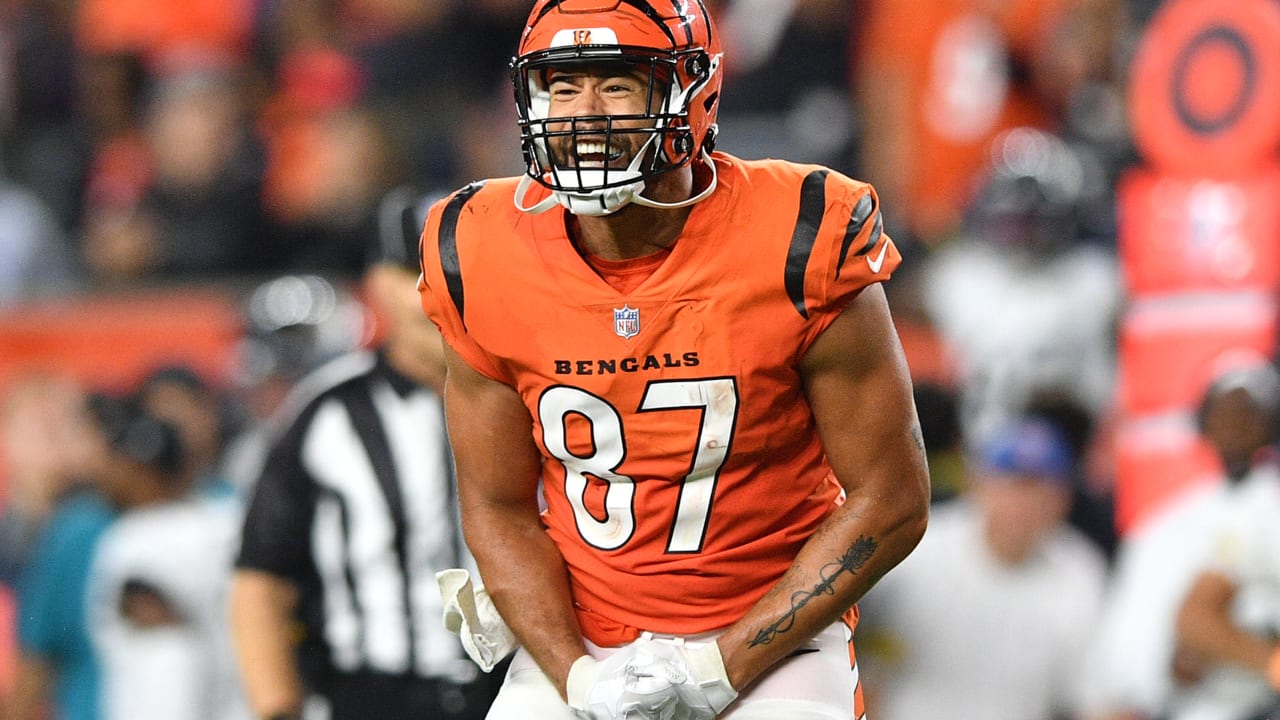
[866,241,889,273]
[787,648,821,658]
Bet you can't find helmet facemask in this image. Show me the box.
[512,44,720,216]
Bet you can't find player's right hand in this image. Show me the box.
[567,647,684,720]
[565,639,736,720]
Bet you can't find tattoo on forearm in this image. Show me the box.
[748,535,879,647]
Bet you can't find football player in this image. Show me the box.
[417,2,930,718]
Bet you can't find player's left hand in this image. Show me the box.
[574,638,737,720]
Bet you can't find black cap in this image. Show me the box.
[94,395,186,477]
[375,185,440,270]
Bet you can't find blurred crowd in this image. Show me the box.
[1,0,1279,719]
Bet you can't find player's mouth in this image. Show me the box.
[573,141,625,167]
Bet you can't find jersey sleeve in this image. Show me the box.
[234,424,313,577]
[417,184,508,383]
[798,171,901,348]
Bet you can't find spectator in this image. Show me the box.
[1171,363,1280,720]
[717,0,860,170]
[0,141,80,304]
[255,49,397,277]
[0,373,104,705]
[3,393,123,720]
[81,64,271,282]
[85,399,251,720]
[1083,359,1280,720]
[0,372,103,587]
[230,188,499,720]
[918,126,1121,448]
[1,1,94,232]
[858,416,1108,720]
[135,364,237,496]
[852,0,1118,249]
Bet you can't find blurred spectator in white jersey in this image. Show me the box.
[920,126,1120,448]
[1083,359,1280,720]
[1173,365,1280,720]
[858,415,1108,720]
[86,395,252,720]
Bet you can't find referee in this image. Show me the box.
[230,188,502,720]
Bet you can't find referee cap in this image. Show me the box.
[375,185,441,271]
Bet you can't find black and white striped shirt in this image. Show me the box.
[236,349,471,687]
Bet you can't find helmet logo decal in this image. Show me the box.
[551,27,619,47]
[614,305,641,339]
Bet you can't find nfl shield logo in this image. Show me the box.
[614,305,640,339]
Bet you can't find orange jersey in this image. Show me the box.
[419,153,900,646]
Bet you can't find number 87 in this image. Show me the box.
[538,378,739,554]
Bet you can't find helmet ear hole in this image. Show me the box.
[673,132,694,157]
[684,51,709,79]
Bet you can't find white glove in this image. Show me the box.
[566,639,737,720]
[566,654,608,719]
[436,568,519,672]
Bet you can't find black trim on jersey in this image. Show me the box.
[437,182,485,328]
[866,212,884,261]
[785,169,830,319]
[836,192,882,279]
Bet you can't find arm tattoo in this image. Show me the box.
[748,535,879,647]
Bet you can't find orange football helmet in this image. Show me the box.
[511,0,724,215]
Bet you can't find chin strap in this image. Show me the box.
[514,148,719,217]
[630,149,718,211]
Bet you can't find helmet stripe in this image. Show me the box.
[617,0,679,45]
[657,0,712,46]
[691,0,713,45]
[531,0,560,25]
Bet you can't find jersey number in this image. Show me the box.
[538,378,739,553]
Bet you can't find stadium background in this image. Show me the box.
[0,0,1277,705]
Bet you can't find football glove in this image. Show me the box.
[436,568,519,672]
[566,638,737,720]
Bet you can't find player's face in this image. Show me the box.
[545,62,662,171]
